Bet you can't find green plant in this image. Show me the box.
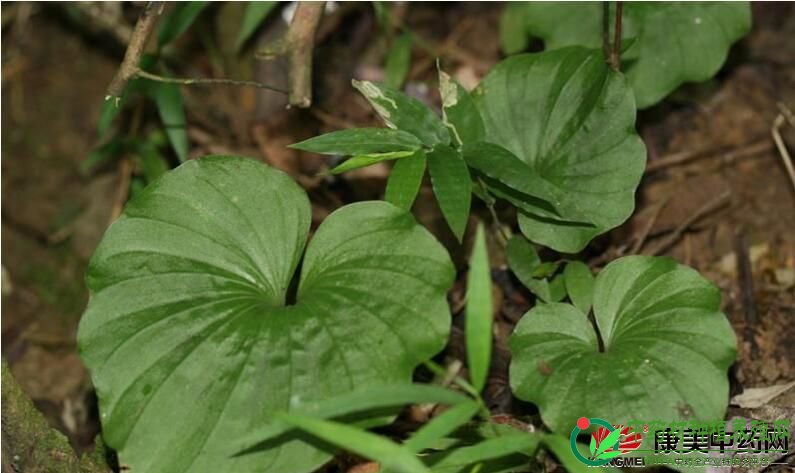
[78,3,748,472]
[89,1,281,174]
[499,2,751,108]
[78,157,454,472]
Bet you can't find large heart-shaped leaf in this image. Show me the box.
[472,47,646,252]
[515,2,751,108]
[509,255,736,434]
[77,156,455,473]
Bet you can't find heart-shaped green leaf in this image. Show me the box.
[515,2,751,108]
[78,156,455,473]
[509,255,736,434]
[472,47,646,252]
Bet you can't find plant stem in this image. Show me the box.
[611,1,624,70]
[134,69,288,94]
[602,2,611,60]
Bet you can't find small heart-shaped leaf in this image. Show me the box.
[509,255,736,434]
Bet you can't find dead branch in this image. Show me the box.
[105,1,162,101]
[629,196,670,254]
[285,2,325,108]
[134,69,287,93]
[105,1,286,106]
[643,190,731,256]
[645,139,772,173]
[772,105,795,193]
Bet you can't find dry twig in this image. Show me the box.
[105,1,162,101]
[285,2,325,107]
[646,139,772,173]
[257,2,325,108]
[630,196,670,254]
[105,2,286,105]
[771,104,795,193]
[734,230,759,356]
[643,190,731,256]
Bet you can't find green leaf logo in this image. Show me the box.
[592,427,622,459]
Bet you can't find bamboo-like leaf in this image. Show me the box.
[352,80,449,146]
[279,414,431,473]
[404,401,481,453]
[134,141,170,183]
[427,145,471,241]
[291,128,422,155]
[385,151,427,211]
[157,2,209,48]
[465,224,492,392]
[235,1,278,51]
[385,34,413,90]
[427,434,540,472]
[150,82,189,162]
[328,151,415,175]
[438,68,485,146]
[235,383,470,453]
[542,434,621,473]
[83,138,126,173]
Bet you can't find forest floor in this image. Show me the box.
[1,2,794,470]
